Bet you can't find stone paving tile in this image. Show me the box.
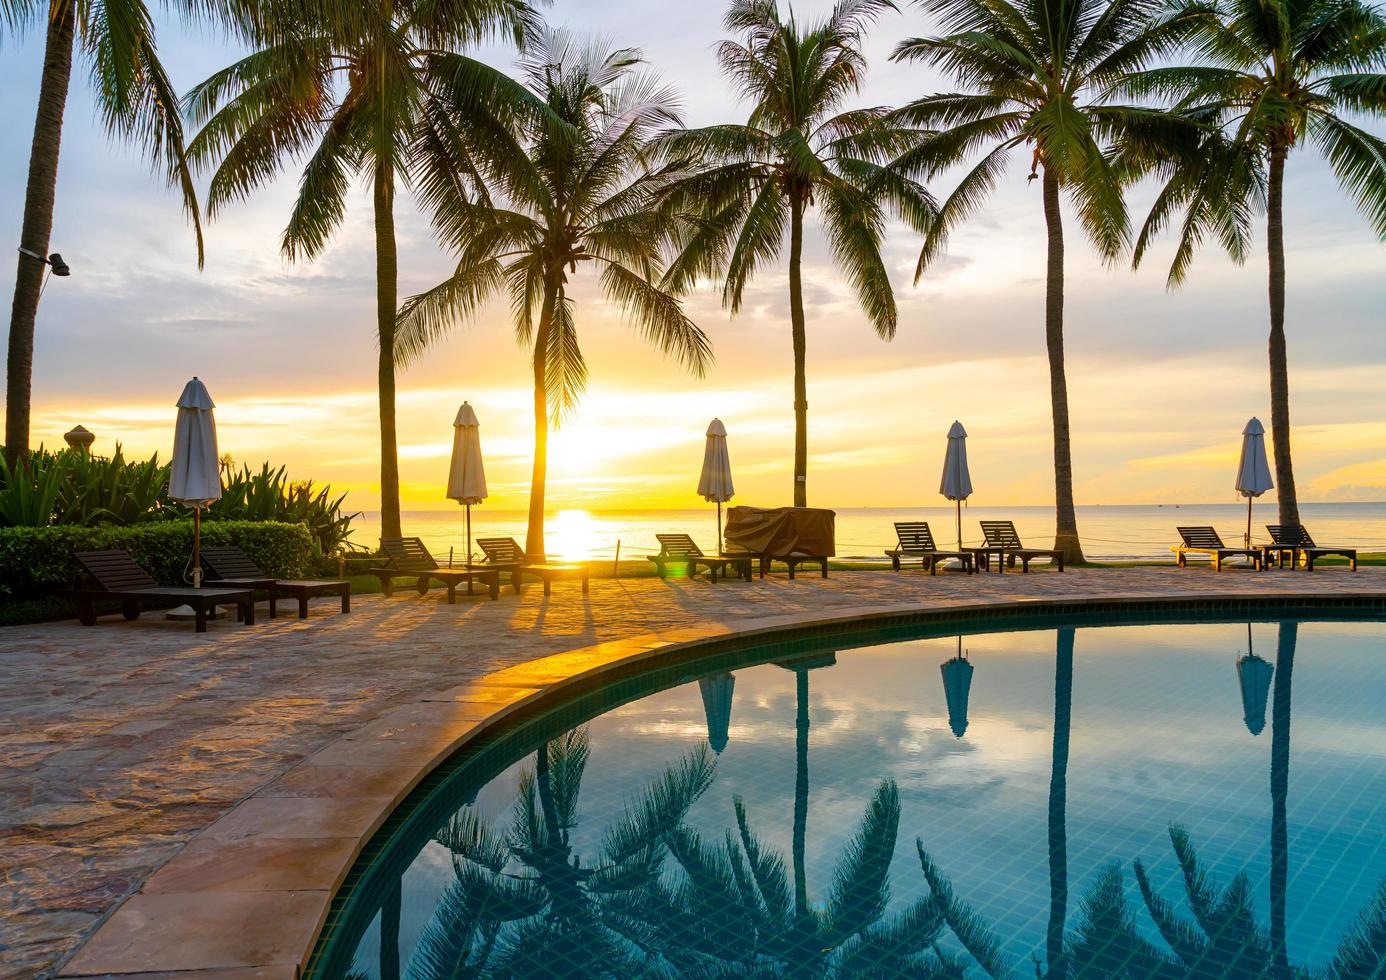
[1,566,1381,977]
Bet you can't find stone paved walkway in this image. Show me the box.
[2,566,1382,977]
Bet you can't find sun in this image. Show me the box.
[550,509,601,562]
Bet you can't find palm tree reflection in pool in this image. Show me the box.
[914,623,1386,978]
[409,728,715,977]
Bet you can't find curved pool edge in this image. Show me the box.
[58,588,1386,978]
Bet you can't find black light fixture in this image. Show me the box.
[17,246,70,276]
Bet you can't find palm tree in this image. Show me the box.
[889,0,1211,563]
[410,728,717,977]
[657,0,935,508]
[184,0,540,541]
[1121,0,1386,528]
[394,32,712,556]
[4,0,205,468]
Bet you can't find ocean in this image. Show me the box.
[348,502,1386,564]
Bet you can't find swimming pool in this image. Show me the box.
[311,613,1386,978]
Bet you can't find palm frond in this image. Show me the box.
[823,779,901,945]
[599,263,714,376]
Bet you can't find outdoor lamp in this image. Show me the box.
[17,247,70,276]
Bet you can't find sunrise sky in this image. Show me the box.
[2,0,1383,513]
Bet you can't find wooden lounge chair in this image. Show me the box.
[201,546,351,618]
[647,534,753,582]
[1264,525,1357,571]
[474,537,588,595]
[1173,527,1263,571]
[62,549,255,633]
[976,521,1065,573]
[368,537,500,601]
[885,521,974,574]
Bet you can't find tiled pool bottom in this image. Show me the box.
[320,618,1386,978]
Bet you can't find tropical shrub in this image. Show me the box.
[0,447,357,554]
[209,463,358,555]
[0,445,172,527]
[0,520,320,604]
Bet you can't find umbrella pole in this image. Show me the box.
[717,501,723,554]
[1246,497,1253,549]
[956,499,962,552]
[193,507,202,588]
[465,504,473,595]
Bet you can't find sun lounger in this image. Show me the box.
[369,537,500,601]
[474,537,588,595]
[976,521,1065,573]
[62,549,255,633]
[885,521,974,574]
[1173,527,1264,571]
[201,546,350,618]
[1264,525,1357,571]
[647,534,753,582]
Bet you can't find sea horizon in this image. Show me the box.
[348,501,1386,563]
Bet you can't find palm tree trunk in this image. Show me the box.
[1268,621,1296,978]
[1266,146,1299,527]
[373,162,402,541]
[788,194,808,508]
[5,0,75,468]
[526,281,558,557]
[1041,171,1084,564]
[1046,628,1075,980]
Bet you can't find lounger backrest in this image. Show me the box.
[893,522,938,552]
[1177,526,1226,549]
[980,521,1024,549]
[75,550,158,591]
[1266,524,1315,547]
[477,537,527,564]
[656,533,705,558]
[380,537,439,572]
[200,546,267,580]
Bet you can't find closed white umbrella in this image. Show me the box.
[168,378,221,590]
[698,418,734,552]
[1236,417,1273,548]
[940,421,973,552]
[447,401,488,565]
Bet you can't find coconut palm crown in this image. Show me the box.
[656,0,936,508]
[1119,0,1386,527]
[889,0,1214,562]
[183,0,542,541]
[394,31,713,557]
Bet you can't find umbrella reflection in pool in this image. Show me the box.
[1237,623,1275,736]
[940,637,974,739]
[697,671,735,754]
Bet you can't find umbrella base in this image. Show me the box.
[165,604,228,622]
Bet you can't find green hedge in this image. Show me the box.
[0,520,320,604]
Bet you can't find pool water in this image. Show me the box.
[325,619,1386,978]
